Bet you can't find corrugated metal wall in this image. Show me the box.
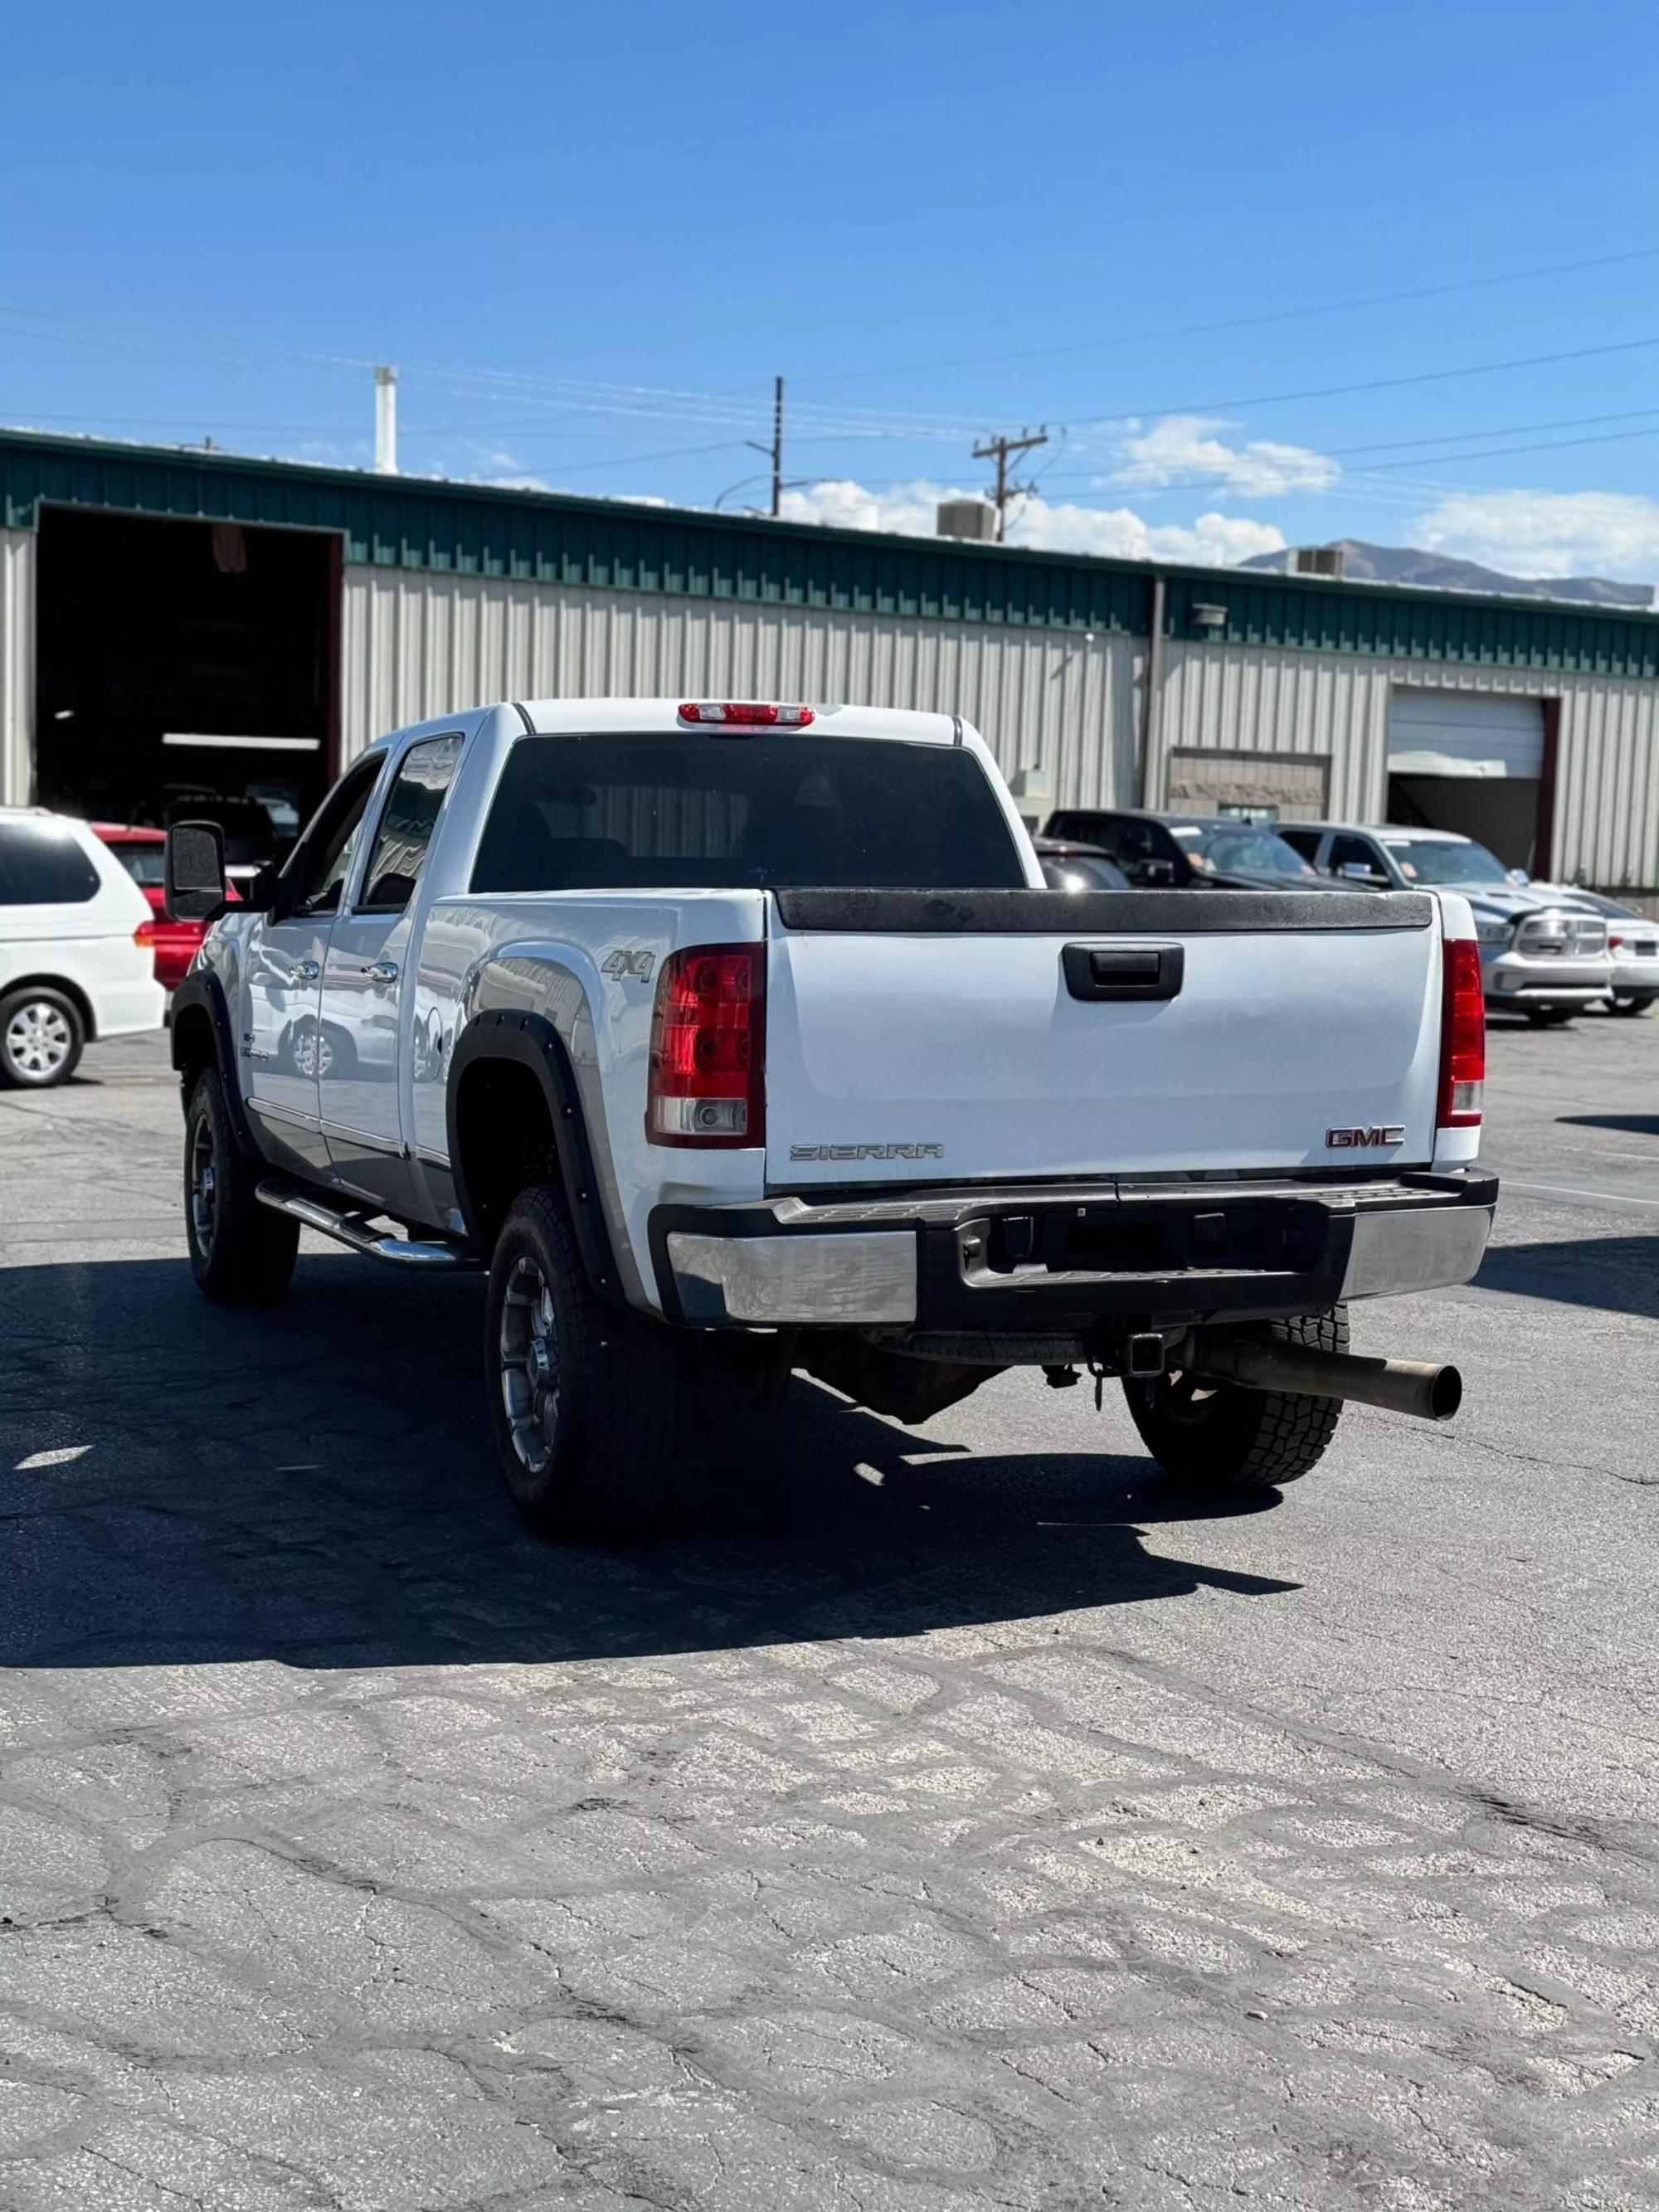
[0,528,34,808]
[341,565,1144,812]
[1155,641,1659,887]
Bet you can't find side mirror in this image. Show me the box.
[164,821,229,922]
[1136,858,1178,887]
[1338,861,1387,886]
[1507,868,1530,887]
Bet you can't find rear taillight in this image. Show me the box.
[647,943,765,1147]
[1608,932,1626,950]
[678,701,814,727]
[1438,937,1486,1130]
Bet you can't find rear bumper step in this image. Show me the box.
[255,1182,479,1270]
[652,1170,1496,1331]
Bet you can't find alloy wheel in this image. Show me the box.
[500,1257,562,1476]
[188,1111,218,1256]
[4,1000,74,1082]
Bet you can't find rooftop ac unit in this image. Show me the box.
[937,499,999,543]
[1292,546,1345,579]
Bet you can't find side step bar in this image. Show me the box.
[255,1181,480,1271]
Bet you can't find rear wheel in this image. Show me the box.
[1124,1309,1348,1494]
[1609,994,1653,1018]
[183,1068,299,1304]
[484,1184,691,1542]
[0,987,85,1088]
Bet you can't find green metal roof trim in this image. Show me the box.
[0,430,1148,636]
[6,427,1659,678]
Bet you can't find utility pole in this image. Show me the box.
[770,375,784,517]
[973,426,1048,541]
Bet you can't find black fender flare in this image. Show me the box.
[445,1009,624,1305]
[168,971,265,1161]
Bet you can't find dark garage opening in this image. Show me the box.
[35,507,337,868]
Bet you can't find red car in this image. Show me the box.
[91,825,237,991]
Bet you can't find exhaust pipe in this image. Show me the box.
[1185,1334,1462,1422]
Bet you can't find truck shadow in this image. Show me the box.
[1474,1235,1659,1321]
[0,1256,1297,1675]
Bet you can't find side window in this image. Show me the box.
[0,822,101,905]
[285,760,386,918]
[1277,829,1323,863]
[1330,834,1382,877]
[1111,820,1155,865]
[358,734,464,914]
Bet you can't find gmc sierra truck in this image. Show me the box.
[166,698,1496,1541]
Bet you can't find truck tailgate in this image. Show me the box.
[764,887,1443,1186]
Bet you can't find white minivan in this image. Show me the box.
[0,809,167,1087]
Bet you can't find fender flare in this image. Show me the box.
[445,1009,625,1305]
[168,971,265,1160]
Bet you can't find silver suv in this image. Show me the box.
[1279,823,1613,1027]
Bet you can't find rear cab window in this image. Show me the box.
[469,732,1029,894]
[0,820,102,905]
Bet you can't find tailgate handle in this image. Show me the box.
[1063,942,1185,1002]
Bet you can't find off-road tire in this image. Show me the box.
[1124,1308,1349,1494]
[1609,994,1653,1018]
[183,1067,299,1305]
[0,986,85,1088]
[484,1184,690,1543]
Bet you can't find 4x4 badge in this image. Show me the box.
[601,949,655,982]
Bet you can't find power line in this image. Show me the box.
[789,246,1659,386]
[973,428,1048,541]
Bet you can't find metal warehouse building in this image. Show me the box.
[1,425,1656,892]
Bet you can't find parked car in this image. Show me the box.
[1529,887,1658,1016]
[1031,837,1132,892]
[166,698,1494,1544]
[1277,822,1615,1026]
[1044,808,1340,892]
[92,824,239,991]
[0,808,167,1086]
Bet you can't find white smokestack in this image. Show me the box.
[373,365,398,474]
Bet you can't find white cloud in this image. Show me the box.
[1112,414,1339,496]
[779,477,1287,568]
[1412,489,1659,585]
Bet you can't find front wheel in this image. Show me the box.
[0,987,85,1088]
[183,1069,299,1304]
[1124,1309,1348,1494]
[484,1185,692,1542]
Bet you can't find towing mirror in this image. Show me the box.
[164,821,229,922]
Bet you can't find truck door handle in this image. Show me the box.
[1063,942,1185,1002]
[359,961,399,984]
[290,959,321,984]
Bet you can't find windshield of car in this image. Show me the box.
[471,733,1029,893]
[1380,836,1509,886]
[1187,826,1318,879]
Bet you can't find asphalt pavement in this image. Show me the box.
[2,1013,1656,2211]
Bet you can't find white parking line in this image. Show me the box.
[1506,1178,1659,1211]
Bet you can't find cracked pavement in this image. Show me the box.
[1,1015,1656,2210]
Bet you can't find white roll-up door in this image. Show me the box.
[1387,688,1544,779]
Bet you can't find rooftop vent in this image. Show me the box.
[1292,545,1345,579]
[937,498,998,543]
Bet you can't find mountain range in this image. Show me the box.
[1239,539,1655,609]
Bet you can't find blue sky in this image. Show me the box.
[6,1,1659,578]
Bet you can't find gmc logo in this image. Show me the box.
[1326,1125,1405,1150]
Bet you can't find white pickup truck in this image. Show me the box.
[166,698,1497,1540]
